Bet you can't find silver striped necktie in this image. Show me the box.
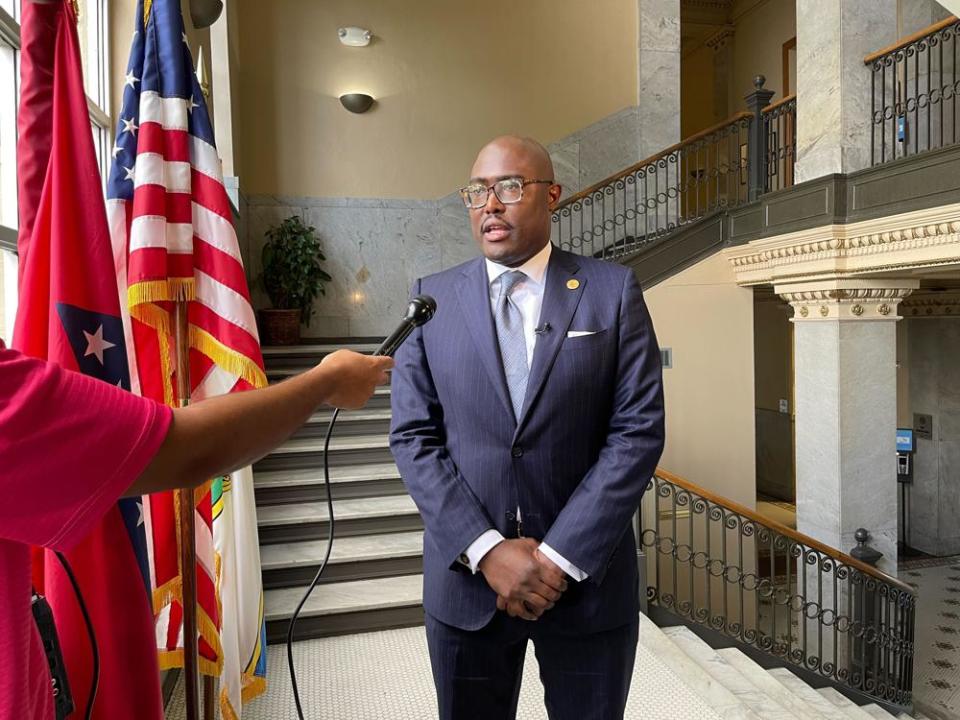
[494,270,529,420]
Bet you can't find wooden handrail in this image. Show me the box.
[864,15,958,65]
[762,93,796,114]
[653,468,916,596]
[553,111,752,213]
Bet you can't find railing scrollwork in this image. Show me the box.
[640,469,916,710]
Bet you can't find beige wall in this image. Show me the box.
[234,0,639,199]
[730,0,796,106]
[681,43,722,139]
[644,253,757,507]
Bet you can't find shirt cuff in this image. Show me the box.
[459,529,505,573]
[538,543,589,582]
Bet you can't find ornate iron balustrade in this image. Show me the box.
[866,15,960,165]
[639,470,917,711]
[550,76,794,261]
[551,114,751,260]
[763,94,796,193]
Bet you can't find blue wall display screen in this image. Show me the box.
[897,428,914,453]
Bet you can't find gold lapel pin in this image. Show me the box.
[566,279,580,290]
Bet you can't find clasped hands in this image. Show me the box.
[477,537,568,621]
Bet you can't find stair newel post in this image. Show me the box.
[849,528,883,694]
[744,75,775,201]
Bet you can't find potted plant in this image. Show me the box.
[258,215,332,345]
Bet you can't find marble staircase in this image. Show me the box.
[633,612,928,720]
[258,340,425,644]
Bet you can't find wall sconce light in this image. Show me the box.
[339,93,375,114]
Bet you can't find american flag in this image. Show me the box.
[106,0,268,715]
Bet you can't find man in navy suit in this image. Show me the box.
[390,136,665,720]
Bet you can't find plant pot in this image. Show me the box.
[258,308,302,346]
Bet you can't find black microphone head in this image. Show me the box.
[406,295,437,326]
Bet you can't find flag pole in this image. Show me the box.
[174,300,201,720]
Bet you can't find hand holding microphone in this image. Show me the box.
[318,351,393,409]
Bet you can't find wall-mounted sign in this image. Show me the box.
[914,413,933,441]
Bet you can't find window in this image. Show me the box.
[0,0,110,341]
[0,4,19,341]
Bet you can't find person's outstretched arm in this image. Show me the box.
[129,350,392,496]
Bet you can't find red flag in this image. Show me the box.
[13,1,163,717]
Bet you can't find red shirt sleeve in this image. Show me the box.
[0,344,172,550]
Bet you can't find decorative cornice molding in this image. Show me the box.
[681,0,733,10]
[901,291,960,318]
[705,26,735,51]
[725,204,960,286]
[774,280,918,322]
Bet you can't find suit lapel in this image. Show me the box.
[515,248,584,433]
[455,258,515,420]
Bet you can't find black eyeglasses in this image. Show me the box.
[459,177,554,209]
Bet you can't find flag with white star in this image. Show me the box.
[106,0,268,715]
[13,1,167,716]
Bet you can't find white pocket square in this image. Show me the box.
[567,330,598,338]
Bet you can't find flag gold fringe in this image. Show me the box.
[189,325,268,389]
[220,694,240,720]
[153,577,182,614]
[128,301,175,407]
[157,650,220,678]
[143,0,152,25]
[241,675,268,706]
[128,278,196,307]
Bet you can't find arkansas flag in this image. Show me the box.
[13,1,163,718]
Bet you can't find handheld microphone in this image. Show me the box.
[287,293,437,720]
[374,295,437,357]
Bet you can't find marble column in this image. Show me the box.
[777,279,919,575]
[637,0,680,161]
[794,0,897,183]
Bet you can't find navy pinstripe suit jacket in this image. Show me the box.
[390,246,665,633]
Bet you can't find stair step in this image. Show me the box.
[859,706,898,720]
[254,462,404,504]
[816,687,877,720]
[256,495,422,544]
[293,408,392,439]
[260,531,424,588]
[264,574,423,643]
[716,648,828,719]
[767,668,850,720]
[253,432,394,472]
[637,614,761,719]
[663,626,797,719]
[261,341,382,369]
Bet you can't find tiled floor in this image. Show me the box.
[901,555,960,719]
[165,623,721,720]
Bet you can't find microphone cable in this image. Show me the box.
[284,295,436,720]
[286,407,340,720]
[54,551,99,720]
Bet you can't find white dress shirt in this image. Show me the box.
[460,242,588,582]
